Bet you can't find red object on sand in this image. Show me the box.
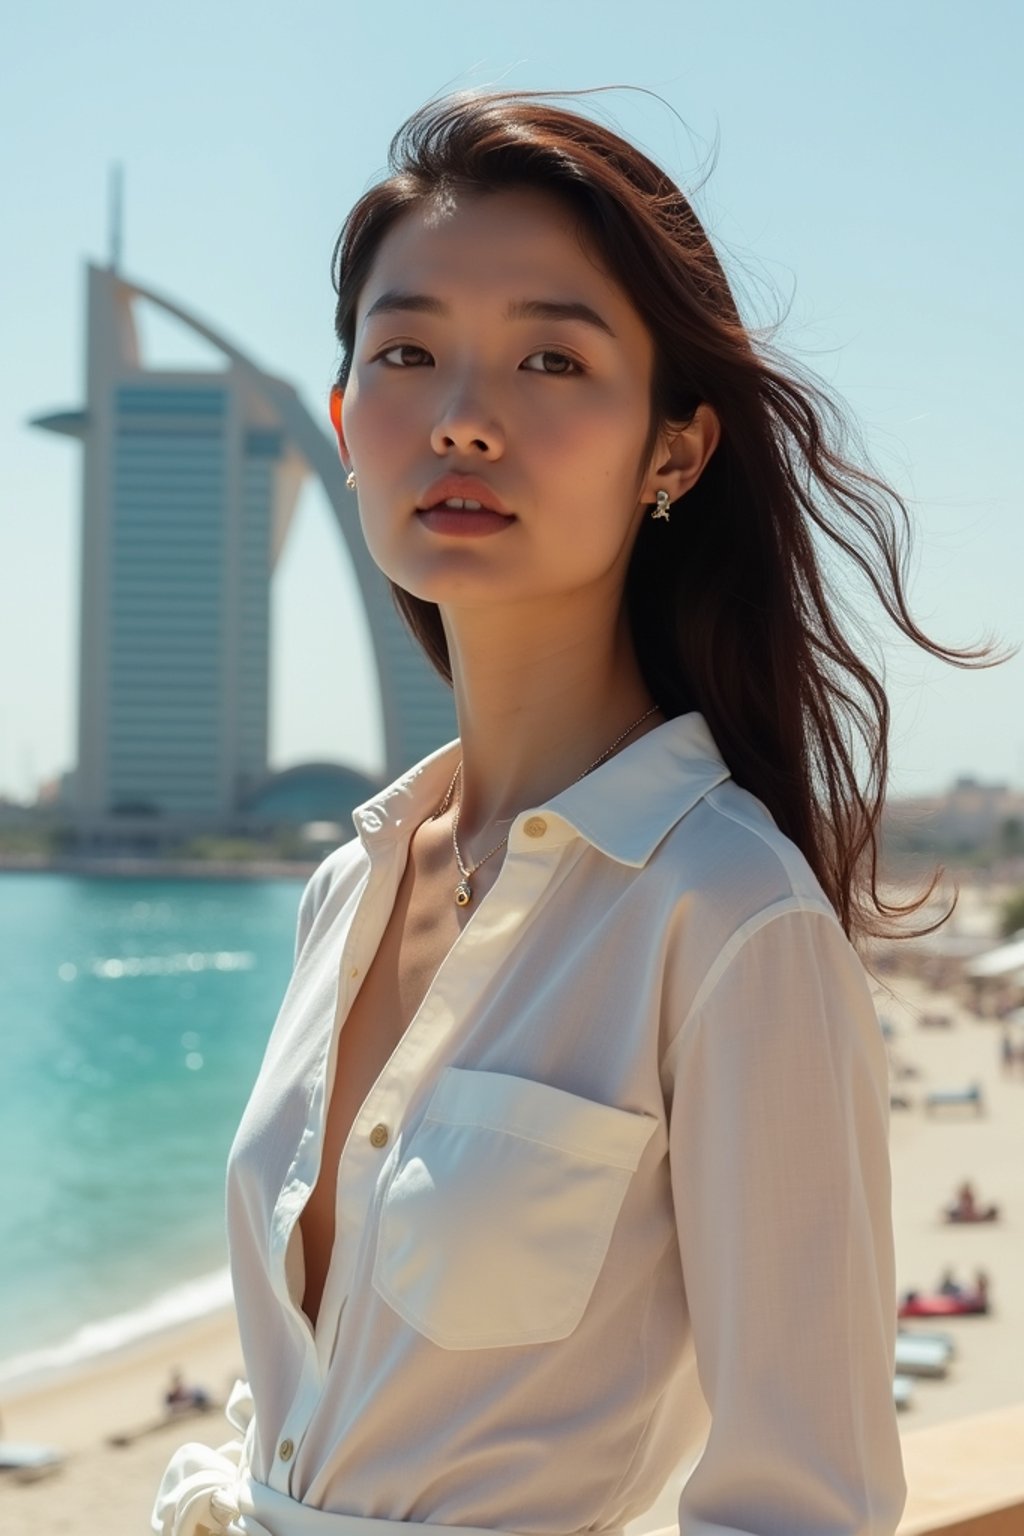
[898,1293,988,1318]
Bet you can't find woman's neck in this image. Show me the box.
[441,596,659,845]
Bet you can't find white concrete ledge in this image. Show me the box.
[898,1401,1024,1534]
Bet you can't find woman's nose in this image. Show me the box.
[429,383,505,459]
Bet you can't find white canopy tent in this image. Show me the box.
[965,933,1024,983]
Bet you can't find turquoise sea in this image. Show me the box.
[0,869,307,1388]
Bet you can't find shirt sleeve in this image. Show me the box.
[294,869,321,967]
[292,836,363,966]
[665,903,907,1536]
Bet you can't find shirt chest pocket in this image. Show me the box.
[371,1067,658,1350]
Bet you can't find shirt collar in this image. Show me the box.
[351,711,731,869]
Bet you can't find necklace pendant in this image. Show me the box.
[454,880,473,908]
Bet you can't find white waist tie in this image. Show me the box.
[152,1379,626,1536]
[162,1469,544,1536]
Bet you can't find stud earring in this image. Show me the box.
[346,470,357,491]
[651,489,671,522]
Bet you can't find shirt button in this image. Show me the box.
[369,1123,389,1148]
[350,967,359,978]
[278,1438,294,1461]
[523,816,548,839]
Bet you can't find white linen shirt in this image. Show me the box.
[160,711,906,1536]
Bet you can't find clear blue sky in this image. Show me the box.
[2,0,1021,801]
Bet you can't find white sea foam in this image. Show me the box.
[0,1267,234,1393]
[82,950,256,980]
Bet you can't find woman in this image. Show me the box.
[155,88,991,1536]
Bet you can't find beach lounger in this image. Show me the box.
[944,1202,999,1222]
[898,1327,957,1359]
[894,1334,952,1378]
[919,1012,954,1028]
[924,1084,985,1115]
[893,1375,914,1411]
[0,1440,64,1483]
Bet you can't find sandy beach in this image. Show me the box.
[3,957,1021,1534]
[880,967,1024,1431]
[1,1306,244,1533]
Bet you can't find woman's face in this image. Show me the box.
[337,186,667,612]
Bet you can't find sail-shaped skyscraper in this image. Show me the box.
[32,264,454,849]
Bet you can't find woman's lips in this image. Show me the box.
[416,505,515,537]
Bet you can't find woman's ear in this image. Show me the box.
[642,403,722,505]
[328,387,350,468]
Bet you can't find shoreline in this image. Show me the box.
[0,1306,245,1534]
[0,1266,235,1400]
[1,1303,243,1454]
[1,1308,244,1462]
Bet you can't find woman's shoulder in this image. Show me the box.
[654,780,875,1067]
[304,832,367,899]
[653,772,838,933]
[293,833,368,960]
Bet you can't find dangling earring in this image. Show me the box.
[346,470,357,491]
[651,489,671,522]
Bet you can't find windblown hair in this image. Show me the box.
[330,87,996,943]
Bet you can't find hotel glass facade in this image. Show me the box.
[33,264,455,843]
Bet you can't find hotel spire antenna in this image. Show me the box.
[108,163,123,274]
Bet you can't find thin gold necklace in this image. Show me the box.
[434,704,659,908]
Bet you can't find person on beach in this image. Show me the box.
[154,88,995,1536]
[950,1182,978,1221]
[1000,1023,1018,1076]
[164,1369,212,1417]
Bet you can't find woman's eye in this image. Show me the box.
[374,345,582,375]
[378,344,432,367]
[522,350,583,376]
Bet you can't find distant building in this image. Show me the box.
[240,762,380,828]
[32,265,454,850]
[886,775,1024,855]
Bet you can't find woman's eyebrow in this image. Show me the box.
[363,290,617,339]
[511,298,617,338]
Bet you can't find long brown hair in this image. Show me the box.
[330,87,998,942]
